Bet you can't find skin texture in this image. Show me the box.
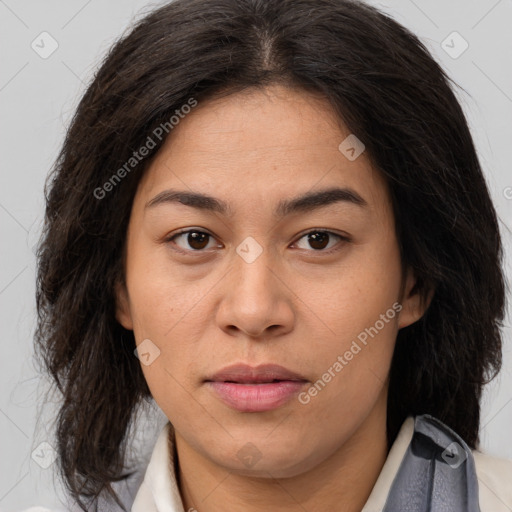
[115,85,429,512]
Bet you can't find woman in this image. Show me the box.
[30,0,512,510]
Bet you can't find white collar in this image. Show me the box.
[131,417,415,512]
[131,421,185,512]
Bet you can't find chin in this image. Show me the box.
[227,457,312,479]
[205,437,325,479]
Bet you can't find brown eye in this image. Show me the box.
[307,232,330,250]
[294,230,347,252]
[168,230,217,251]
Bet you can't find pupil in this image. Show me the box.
[309,232,328,250]
[189,231,208,250]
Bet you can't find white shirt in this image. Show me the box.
[22,417,512,511]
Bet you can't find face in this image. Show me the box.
[116,85,426,478]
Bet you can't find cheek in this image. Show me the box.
[125,242,207,338]
[125,261,205,403]
[302,242,402,339]
[295,244,401,399]
[295,317,398,433]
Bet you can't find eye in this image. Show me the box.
[166,229,221,252]
[293,230,349,253]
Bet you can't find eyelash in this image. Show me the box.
[164,228,350,256]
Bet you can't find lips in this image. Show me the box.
[205,363,307,384]
[205,363,308,412]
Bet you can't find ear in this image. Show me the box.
[398,268,434,329]
[115,279,134,330]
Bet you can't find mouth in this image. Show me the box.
[216,378,304,384]
[205,363,308,412]
[205,362,308,384]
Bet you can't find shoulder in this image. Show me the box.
[473,449,512,511]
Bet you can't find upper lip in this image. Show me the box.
[205,363,308,383]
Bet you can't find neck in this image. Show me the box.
[173,394,389,512]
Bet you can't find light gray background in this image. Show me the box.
[1,0,511,510]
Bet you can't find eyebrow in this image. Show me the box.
[145,186,367,218]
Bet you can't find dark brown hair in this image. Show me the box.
[35,0,506,510]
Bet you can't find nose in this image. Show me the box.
[215,245,295,339]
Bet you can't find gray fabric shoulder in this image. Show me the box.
[383,414,480,512]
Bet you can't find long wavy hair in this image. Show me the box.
[35,0,506,510]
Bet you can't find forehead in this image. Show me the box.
[135,85,390,217]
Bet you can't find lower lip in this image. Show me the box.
[207,380,307,412]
